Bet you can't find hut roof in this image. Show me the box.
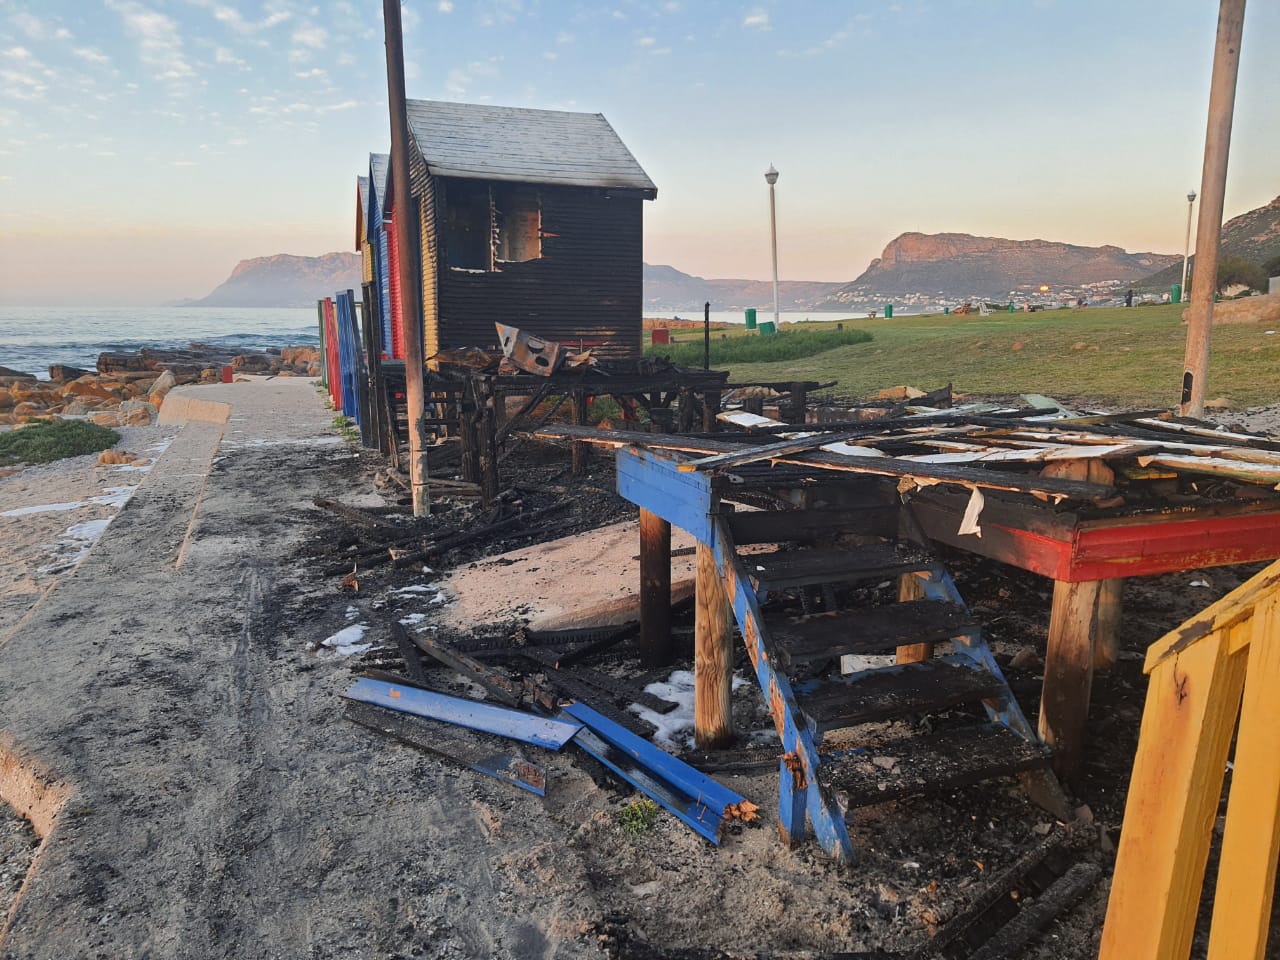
[404,99,656,197]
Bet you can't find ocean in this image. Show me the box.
[0,306,321,379]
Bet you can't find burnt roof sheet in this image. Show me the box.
[404,99,656,195]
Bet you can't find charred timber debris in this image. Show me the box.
[307,322,1280,956]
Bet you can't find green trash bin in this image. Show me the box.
[1008,302,1015,313]
[744,308,757,329]
[1171,284,1182,304]
[943,306,950,315]
[884,304,893,319]
[758,320,776,335]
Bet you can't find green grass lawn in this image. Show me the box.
[669,304,1280,408]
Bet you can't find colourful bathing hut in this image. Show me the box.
[402,99,656,360]
[366,152,400,359]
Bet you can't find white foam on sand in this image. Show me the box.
[2,501,88,517]
[321,623,372,656]
[91,486,137,508]
[629,669,750,750]
[37,517,113,574]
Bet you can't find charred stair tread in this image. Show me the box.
[796,658,1009,732]
[743,541,936,591]
[817,723,1052,808]
[770,600,977,663]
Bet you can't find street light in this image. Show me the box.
[765,165,779,329]
[1181,190,1197,301]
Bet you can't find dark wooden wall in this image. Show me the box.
[409,159,644,359]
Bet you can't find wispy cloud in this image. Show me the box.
[295,67,327,80]
[445,57,501,97]
[743,9,769,30]
[292,24,328,49]
[106,0,194,82]
[204,2,291,34]
[10,11,71,42]
[172,160,197,166]
[637,36,655,47]
[438,0,454,12]
[72,47,112,65]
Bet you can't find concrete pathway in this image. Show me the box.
[0,378,603,960]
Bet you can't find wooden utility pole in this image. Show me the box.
[1181,0,1246,418]
[383,0,429,515]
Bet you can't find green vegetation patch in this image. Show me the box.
[698,304,1280,408]
[646,326,873,368]
[0,419,121,466]
[331,415,358,442]
[619,797,660,835]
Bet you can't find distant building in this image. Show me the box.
[401,99,656,359]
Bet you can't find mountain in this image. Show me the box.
[816,233,1180,310]
[1138,195,1280,290]
[187,253,361,307]
[642,263,845,313]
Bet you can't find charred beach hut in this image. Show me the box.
[403,99,656,360]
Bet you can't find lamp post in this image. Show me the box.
[765,165,779,328]
[1181,190,1197,300]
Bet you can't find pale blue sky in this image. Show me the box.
[0,0,1276,305]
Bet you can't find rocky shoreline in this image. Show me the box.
[0,344,320,428]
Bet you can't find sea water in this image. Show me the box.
[0,306,321,379]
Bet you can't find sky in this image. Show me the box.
[0,1,1276,306]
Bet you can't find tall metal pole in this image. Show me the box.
[1180,191,1197,300]
[383,0,429,514]
[1181,0,1246,418]
[703,300,710,370]
[765,165,780,328]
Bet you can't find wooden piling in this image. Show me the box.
[1093,579,1124,671]
[1039,578,1101,784]
[702,388,721,432]
[571,389,589,475]
[478,380,499,506]
[694,543,734,748]
[638,509,672,669]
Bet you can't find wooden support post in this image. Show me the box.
[1039,578,1102,784]
[1206,594,1280,960]
[571,389,589,476]
[677,387,694,433]
[694,542,734,749]
[743,396,764,416]
[702,388,720,432]
[478,380,499,506]
[896,573,933,665]
[1093,579,1124,672]
[638,509,672,669]
[1099,625,1248,959]
[788,381,808,426]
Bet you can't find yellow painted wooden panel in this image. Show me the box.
[1207,593,1280,960]
[1100,630,1248,960]
[1145,559,1280,673]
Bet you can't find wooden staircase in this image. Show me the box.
[712,499,1058,862]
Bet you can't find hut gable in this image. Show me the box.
[403,99,655,358]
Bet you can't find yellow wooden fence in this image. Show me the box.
[1100,559,1280,959]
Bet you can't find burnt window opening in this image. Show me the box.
[494,186,541,264]
[444,181,491,271]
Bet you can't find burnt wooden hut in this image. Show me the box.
[403,99,656,361]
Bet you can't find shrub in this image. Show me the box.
[0,419,120,466]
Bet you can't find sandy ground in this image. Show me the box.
[438,519,699,632]
[1,387,1278,959]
